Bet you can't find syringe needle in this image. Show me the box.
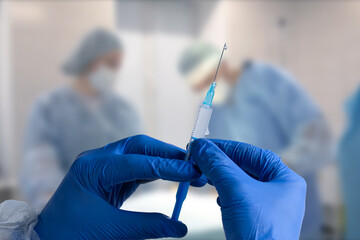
[212,43,228,83]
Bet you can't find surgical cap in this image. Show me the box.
[179,42,219,85]
[62,28,122,76]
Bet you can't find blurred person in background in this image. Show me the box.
[20,28,142,210]
[179,42,332,239]
[338,86,360,239]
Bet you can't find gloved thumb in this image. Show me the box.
[114,210,187,239]
[191,139,251,193]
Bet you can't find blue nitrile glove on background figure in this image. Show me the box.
[35,135,202,240]
[191,139,306,240]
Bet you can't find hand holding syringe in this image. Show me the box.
[171,43,228,220]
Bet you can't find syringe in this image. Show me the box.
[171,43,227,220]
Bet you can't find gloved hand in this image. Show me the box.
[35,135,202,240]
[191,139,306,240]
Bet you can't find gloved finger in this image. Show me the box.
[101,154,201,188]
[104,135,186,159]
[190,174,208,187]
[208,139,292,182]
[113,210,187,239]
[190,139,251,194]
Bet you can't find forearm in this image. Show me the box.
[0,200,39,240]
[20,144,64,210]
[281,118,333,174]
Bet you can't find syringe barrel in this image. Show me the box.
[191,104,213,140]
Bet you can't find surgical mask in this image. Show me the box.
[89,66,117,93]
[201,79,231,105]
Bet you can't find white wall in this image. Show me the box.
[116,1,217,147]
[0,1,15,181]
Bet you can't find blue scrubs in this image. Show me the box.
[21,86,142,209]
[338,86,360,239]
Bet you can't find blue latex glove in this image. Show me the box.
[35,135,202,240]
[191,139,306,240]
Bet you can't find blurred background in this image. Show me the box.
[1,0,360,239]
